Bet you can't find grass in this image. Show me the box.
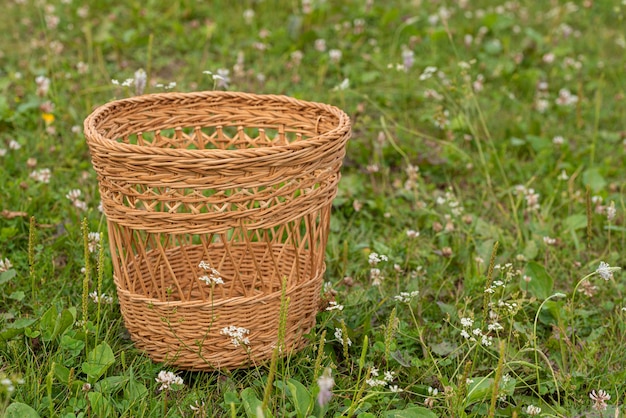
[1,0,626,416]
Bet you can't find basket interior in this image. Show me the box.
[94,94,342,151]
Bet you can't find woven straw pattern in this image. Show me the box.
[84,91,350,370]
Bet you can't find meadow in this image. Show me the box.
[1,0,626,416]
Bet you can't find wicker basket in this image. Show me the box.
[83,91,350,370]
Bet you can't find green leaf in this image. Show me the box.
[0,269,17,285]
[82,342,115,383]
[522,262,554,300]
[4,402,40,418]
[51,308,76,341]
[60,334,85,357]
[563,214,587,231]
[429,341,457,357]
[124,378,148,402]
[582,168,607,192]
[241,388,267,418]
[465,377,494,406]
[523,239,538,260]
[381,406,439,418]
[8,291,25,301]
[87,392,114,417]
[54,363,71,384]
[39,305,58,341]
[1,318,37,341]
[286,379,312,418]
[95,375,127,393]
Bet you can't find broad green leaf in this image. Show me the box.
[563,214,587,231]
[54,363,71,384]
[87,392,114,417]
[8,291,25,301]
[241,388,269,418]
[523,239,538,260]
[582,168,607,192]
[1,318,37,341]
[286,378,313,418]
[82,342,115,383]
[4,402,40,418]
[60,334,85,357]
[0,269,17,285]
[382,406,438,418]
[465,377,494,406]
[95,375,127,393]
[124,378,148,402]
[522,262,554,300]
[39,305,58,341]
[51,308,76,341]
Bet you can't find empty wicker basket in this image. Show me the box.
[83,91,350,370]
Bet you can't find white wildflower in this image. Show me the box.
[0,258,13,273]
[198,260,223,285]
[394,291,419,303]
[460,317,473,328]
[368,252,388,266]
[30,168,52,183]
[220,325,250,347]
[325,301,344,311]
[596,261,615,281]
[525,405,541,415]
[419,66,437,80]
[155,370,183,391]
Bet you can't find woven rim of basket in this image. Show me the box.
[83,91,351,158]
[114,265,323,309]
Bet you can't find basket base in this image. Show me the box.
[114,243,324,370]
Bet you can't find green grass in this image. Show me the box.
[1,0,626,416]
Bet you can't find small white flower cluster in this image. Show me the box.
[155,82,177,90]
[88,232,100,253]
[368,252,388,266]
[334,328,352,347]
[366,368,400,392]
[30,168,52,183]
[607,201,617,221]
[525,404,541,416]
[220,325,250,347]
[495,299,519,313]
[66,189,87,211]
[419,66,437,81]
[484,279,505,294]
[198,260,223,285]
[555,88,578,107]
[8,139,21,150]
[394,291,419,303]
[460,319,493,346]
[435,189,464,216]
[88,291,113,304]
[369,252,389,286]
[543,236,556,246]
[203,69,230,89]
[111,78,134,87]
[0,258,13,273]
[317,368,335,407]
[590,389,611,411]
[406,229,420,239]
[325,301,344,311]
[515,185,540,213]
[155,370,183,391]
[1,373,24,394]
[596,261,617,281]
[36,75,50,97]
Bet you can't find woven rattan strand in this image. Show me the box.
[84,91,350,370]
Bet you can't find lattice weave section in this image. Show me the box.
[84,91,350,370]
